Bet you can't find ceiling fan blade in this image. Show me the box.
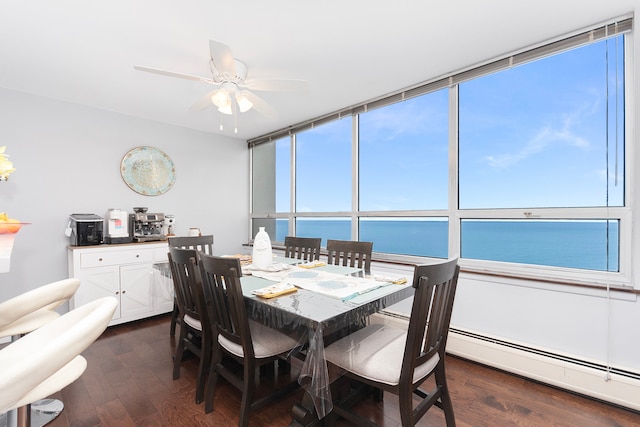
[242,78,308,92]
[189,89,219,111]
[239,90,277,119]
[209,40,236,77]
[133,66,217,85]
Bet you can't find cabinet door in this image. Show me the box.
[119,264,154,321]
[74,266,122,322]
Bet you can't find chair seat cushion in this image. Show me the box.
[10,355,87,411]
[324,324,439,386]
[183,314,202,331]
[0,309,60,338]
[219,320,298,359]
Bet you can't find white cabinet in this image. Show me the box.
[68,242,170,326]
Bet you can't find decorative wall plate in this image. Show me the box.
[121,146,176,196]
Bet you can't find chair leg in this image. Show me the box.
[238,361,256,427]
[398,386,415,427]
[169,301,178,337]
[260,361,275,378]
[373,387,384,402]
[279,358,291,373]
[195,336,211,404]
[172,326,188,380]
[435,364,456,427]
[326,407,339,427]
[204,350,222,414]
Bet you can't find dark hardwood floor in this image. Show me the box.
[44,314,639,427]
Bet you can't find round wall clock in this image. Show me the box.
[120,146,176,196]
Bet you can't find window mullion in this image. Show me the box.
[290,133,296,236]
[352,114,359,241]
[450,84,460,260]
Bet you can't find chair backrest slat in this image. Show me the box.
[198,253,254,359]
[284,236,321,261]
[401,258,460,386]
[326,239,373,272]
[169,235,214,255]
[168,247,202,322]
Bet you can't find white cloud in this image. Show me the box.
[484,102,595,169]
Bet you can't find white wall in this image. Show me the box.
[451,275,640,371]
[451,22,640,376]
[0,88,249,305]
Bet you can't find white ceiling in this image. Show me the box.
[1,1,637,141]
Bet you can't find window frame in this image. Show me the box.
[249,17,634,289]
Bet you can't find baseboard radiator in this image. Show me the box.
[372,313,640,412]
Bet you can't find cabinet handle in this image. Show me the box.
[136,254,140,258]
[115,291,119,295]
[122,290,126,294]
[98,257,103,262]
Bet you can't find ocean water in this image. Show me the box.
[273,219,619,272]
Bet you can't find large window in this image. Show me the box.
[250,19,631,282]
[458,40,624,209]
[296,119,352,212]
[359,90,449,211]
[252,137,290,214]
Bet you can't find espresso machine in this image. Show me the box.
[129,207,167,242]
[105,208,132,244]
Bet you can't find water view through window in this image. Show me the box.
[272,218,619,271]
[461,220,619,271]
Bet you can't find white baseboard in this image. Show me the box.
[371,313,640,412]
[448,331,640,412]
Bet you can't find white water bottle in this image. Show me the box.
[252,227,273,269]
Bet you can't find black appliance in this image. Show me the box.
[69,214,103,246]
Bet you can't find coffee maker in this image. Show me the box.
[129,207,166,242]
[105,208,132,244]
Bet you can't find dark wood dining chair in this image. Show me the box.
[326,239,373,273]
[167,246,210,405]
[284,236,322,261]
[168,235,214,336]
[196,253,301,427]
[324,258,460,427]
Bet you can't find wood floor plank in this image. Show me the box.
[41,314,639,426]
[95,399,137,427]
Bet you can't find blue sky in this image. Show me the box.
[275,35,625,213]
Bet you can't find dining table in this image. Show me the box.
[153,256,414,426]
[241,256,413,425]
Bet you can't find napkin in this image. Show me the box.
[298,260,326,269]
[223,254,252,265]
[245,263,292,273]
[252,282,297,299]
[372,274,408,285]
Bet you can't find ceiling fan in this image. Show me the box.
[134,40,307,119]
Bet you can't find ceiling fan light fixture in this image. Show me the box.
[136,40,307,125]
[211,89,230,108]
[218,104,233,115]
[235,93,253,113]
